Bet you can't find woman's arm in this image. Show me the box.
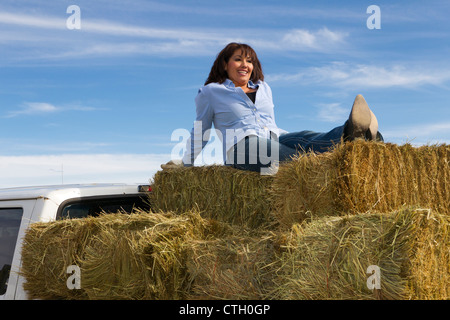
[182,87,213,166]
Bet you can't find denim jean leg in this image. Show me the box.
[278,124,346,154]
[229,135,297,172]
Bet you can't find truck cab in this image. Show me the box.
[0,183,151,300]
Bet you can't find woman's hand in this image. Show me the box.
[161,159,184,170]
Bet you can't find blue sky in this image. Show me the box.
[1,0,449,187]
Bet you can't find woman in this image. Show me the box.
[163,42,383,173]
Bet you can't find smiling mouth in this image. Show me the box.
[238,70,249,75]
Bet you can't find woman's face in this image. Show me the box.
[224,50,253,88]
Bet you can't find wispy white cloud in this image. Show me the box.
[267,62,450,89]
[2,141,114,154]
[383,121,450,141]
[0,10,349,61]
[87,1,362,22]
[316,103,348,123]
[5,102,100,118]
[11,102,58,116]
[281,27,347,51]
[0,153,171,188]
[0,11,65,29]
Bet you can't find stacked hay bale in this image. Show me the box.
[21,209,279,300]
[20,141,449,300]
[185,232,285,300]
[21,210,231,300]
[147,165,282,300]
[272,208,449,300]
[150,165,275,229]
[405,209,449,299]
[272,141,450,227]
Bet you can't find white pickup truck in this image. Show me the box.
[0,183,152,300]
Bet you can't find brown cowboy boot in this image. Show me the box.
[344,94,372,141]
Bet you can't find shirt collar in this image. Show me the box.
[224,79,260,89]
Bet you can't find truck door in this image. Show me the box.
[0,200,37,300]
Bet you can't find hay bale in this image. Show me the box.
[273,208,449,300]
[404,209,449,299]
[21,210,230,300]
[272,141,450,227]
[20,217,99,299]
[21,207,447,300]
[184,232,284,300]
[150,165,275,229]
[20,140,449,300]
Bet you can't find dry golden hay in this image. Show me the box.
[404,209,449,299]
[150,165,275,229]
[19,141,449,300]
[184,231,286,300]
[273,207,449,300]
[271,141,450,227]
[20,209,231,300]
[20,207,447,300]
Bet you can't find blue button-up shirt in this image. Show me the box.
[182,79,287,165]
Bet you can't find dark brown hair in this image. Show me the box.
[204,42,264,85]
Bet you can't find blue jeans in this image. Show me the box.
[227,124,383,173]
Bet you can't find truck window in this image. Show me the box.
[0,208,23,295]
[58,195,150,220]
